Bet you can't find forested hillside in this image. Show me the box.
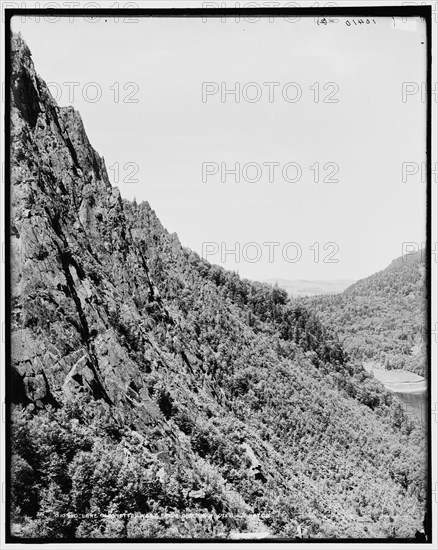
[303,252,427,376]
[9,34,427,540]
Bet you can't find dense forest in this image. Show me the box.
[302,252,427,376]
[9,34,427,540]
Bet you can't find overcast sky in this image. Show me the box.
[11,13,427,283]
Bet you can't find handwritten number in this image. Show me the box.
[346,18,377,26]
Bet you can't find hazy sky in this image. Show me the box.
[11,13,427,283]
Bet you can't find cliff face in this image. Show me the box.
[11,33,173,414]
[9,34,427,540]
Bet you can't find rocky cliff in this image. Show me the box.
[9,33,427,540]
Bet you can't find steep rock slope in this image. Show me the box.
[9,34,426,540]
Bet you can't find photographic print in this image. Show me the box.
[3,4,433,543]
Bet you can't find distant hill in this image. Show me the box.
[302,251,427,376]
[264,279,355,297]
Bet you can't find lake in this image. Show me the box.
[363,363,427,425]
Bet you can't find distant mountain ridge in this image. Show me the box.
[264,279,355,297]
[303,250,427,376]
